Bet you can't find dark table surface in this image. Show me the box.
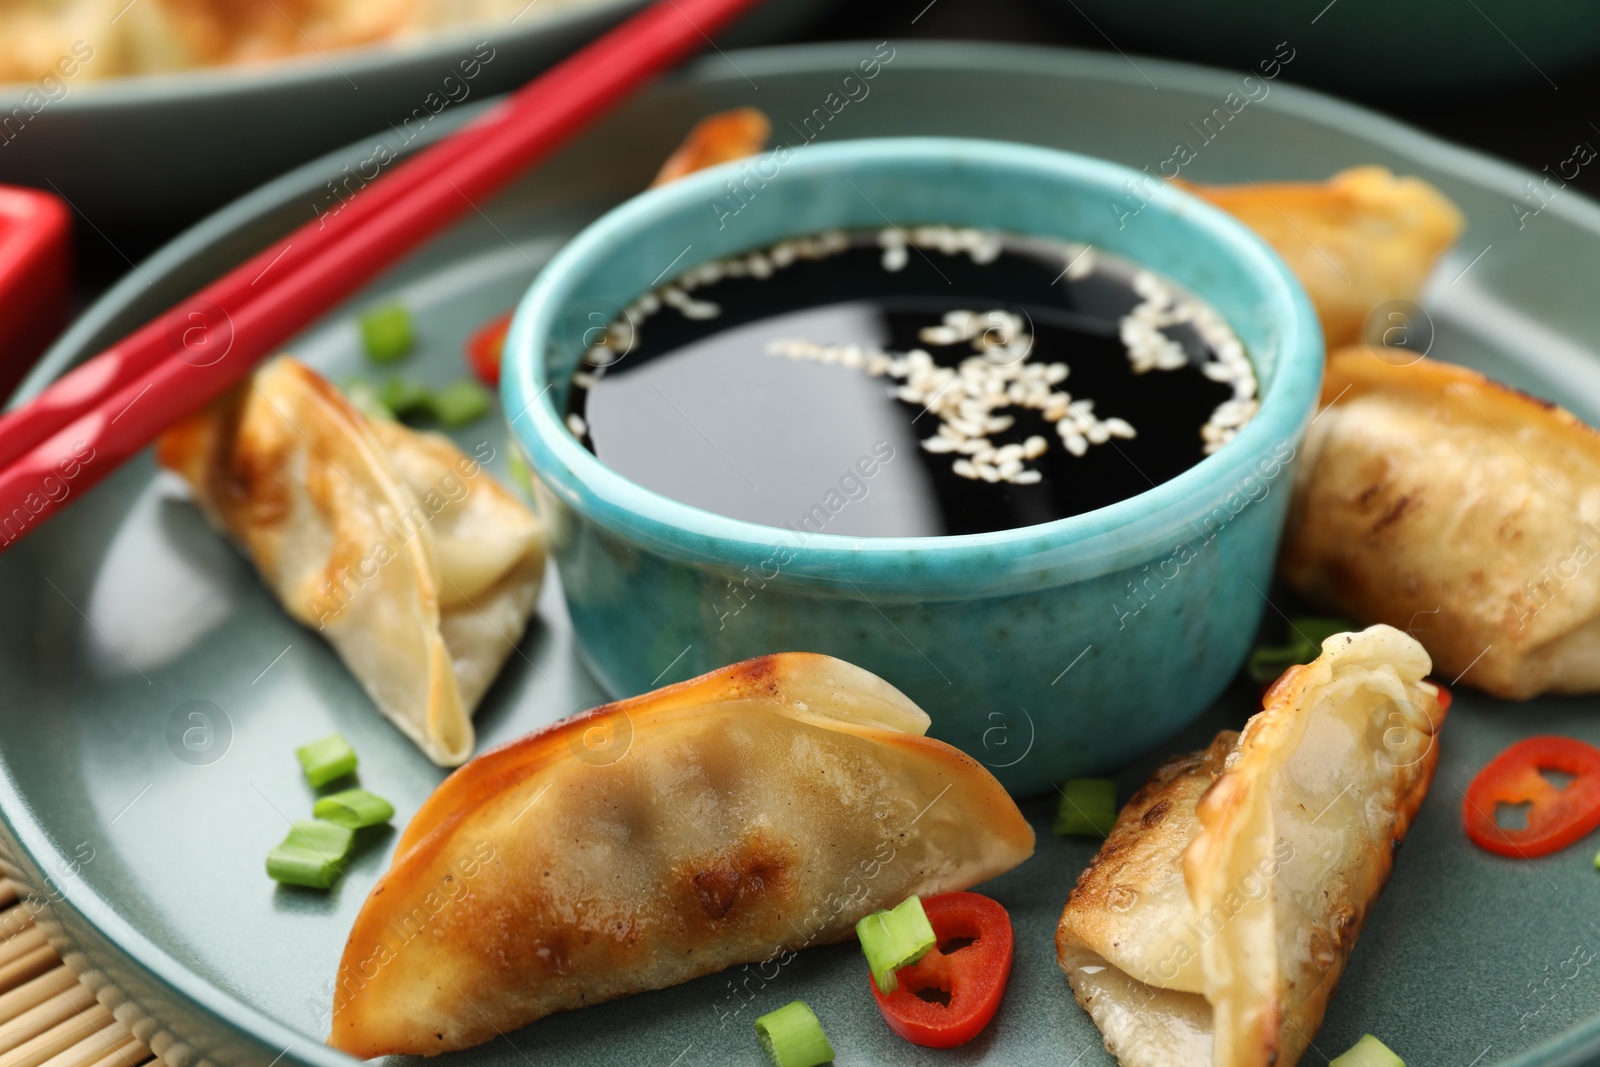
[53,0,1600,326]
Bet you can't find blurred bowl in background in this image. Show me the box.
[0,0,839,240]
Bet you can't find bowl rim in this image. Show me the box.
[502,135,1324,582]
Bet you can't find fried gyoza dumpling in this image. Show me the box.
[1185,167,1463,348]
[1280,347,1600,698]
[330,653,1035,1057]
[157,357,543,765]
[1056,625,1446,1067]
[651,107,771,186]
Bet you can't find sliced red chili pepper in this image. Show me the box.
[868,892,1012,1048]
[466,311,512,387]
[1430,682,1452,714]
[1463,735,1600,858]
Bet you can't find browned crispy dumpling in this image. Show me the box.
[330,654,1035,1057]
[1281,346,1600,698]
[651,107,771,186]
[1057,625,1446,1067]
[1185,167,1463,349]
[158,357,543,765]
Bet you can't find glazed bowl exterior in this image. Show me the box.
[503,137,1323,795]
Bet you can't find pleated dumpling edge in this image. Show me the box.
[157,356,544,766]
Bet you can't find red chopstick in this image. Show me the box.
[0,0,762,551]
[0,142,459,472]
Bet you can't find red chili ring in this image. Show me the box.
[1463,735,1600,859]
[868,892,1013,1048]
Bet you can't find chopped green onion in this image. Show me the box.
[266,819,355,889]
[360,304,413,363]
[1247,616,1354,683]
[430,379,492,427]
[856,894,936,994]
[378,376,432,419]
[753,1000,833,1067]
[1054,778,1117,838]
[1329,1034,1404,1067]
[313,788,395,829]
[341,377,394,422]
[296,733,357,787]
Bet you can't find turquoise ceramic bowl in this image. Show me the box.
[503,137,1323,795]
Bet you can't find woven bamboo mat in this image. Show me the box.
[0,880,153,1067]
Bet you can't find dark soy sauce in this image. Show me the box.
[563,228,1255,538]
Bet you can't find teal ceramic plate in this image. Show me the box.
[3,41,1600,1067]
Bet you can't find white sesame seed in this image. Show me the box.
[952,459,979,479]
[1013,469,1044,485]
[1065,246,1096,281]
[679,298,721,320]
[971,234,1003,264]
[566,413,587,437]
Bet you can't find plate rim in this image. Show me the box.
[6,39,1600,1067]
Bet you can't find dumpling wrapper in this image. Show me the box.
[1185,167,1463,348]
[650,106,770,186]
[1056,625,1446,1067]
[329,653,1035,1057]
[1282,346,1600,698]
[157,357,543,765]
